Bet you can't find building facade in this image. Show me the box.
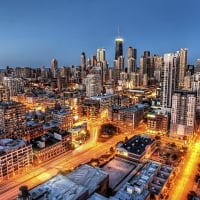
[170,90,196,139]
[3,77,24,97]
[0,138,33,182]
[0,101,26,138]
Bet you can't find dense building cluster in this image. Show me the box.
[0,35,199,199]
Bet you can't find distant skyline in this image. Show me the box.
[0,0,200,68]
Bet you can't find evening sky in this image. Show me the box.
[0,0,199,68]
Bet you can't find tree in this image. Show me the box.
[150,193,156,200]
[171,154,178,161]
[187,191,197,200]
[124,136,128,142]
[155,135,161,140]
[110,147,114,153]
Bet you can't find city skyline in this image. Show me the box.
[0,0,200,68]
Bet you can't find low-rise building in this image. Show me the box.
[0,138,33,182]
[29,174,88,200]
[52,107,73,130]
[111,103,149,128]
[116,134,157,161]
[90,94,117,111]
[32,127,71,164]
[28,164,109,199]
[66,164,109,196]
[81,99,100,120]
[110,161,173,200]
[102,157,139,191]
[146,109,169,135]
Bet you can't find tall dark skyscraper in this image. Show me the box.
[115,36,123,60]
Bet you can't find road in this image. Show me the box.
[0,120,199,200]
[168,138,200,200]
[0,127,127,200]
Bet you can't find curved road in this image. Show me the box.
[0,132,127,200]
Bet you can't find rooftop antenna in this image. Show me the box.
[118,26,120,37]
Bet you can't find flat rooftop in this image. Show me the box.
[110,161,167,200]
[0,138,27,153]
[90,93,116,100]
[66,164,108,195]
[102,157,137,189]
[88,193,108,200]
[43,120,61,129]
[121,134,155,155]
[29,174,88,200]
[0,100,21,108]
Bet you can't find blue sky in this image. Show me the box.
[0,0,199,68]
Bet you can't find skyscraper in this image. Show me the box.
[115,36,123,60]
[81,52,86,68]
[128,46,137,60]
[113,34,125,84]
[85,74,102,97]
[81,52,86,81]
[191,72,200,118]
[97,48,106,62]
[160,52,179,109]
[139,51,151,86]
[127,47,137,73]
[90,56,97,67]
[51,58,58,78]
[3,77,24,97]
[160,49,188,109]
[170,90,196,138]
[178,48,188,89]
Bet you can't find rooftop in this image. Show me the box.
[43,120,61,129]
[121,134,155,155]
[0,100,22,108]
[111,161,172,199]
[88,193,108,200]
[29,174,88,200]
[66,164,108,195]
[0,138,27,153]
[90,93,116,100]
[102,157,137,189]
[113,103,149,113]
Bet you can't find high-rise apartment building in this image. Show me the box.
[191,72,200,118]
[170,90,196,138]
[85,74,102,97]
[160,49,188,109]
[0,101,26,137]
[194,59,200,73]
[0,84,10,101]
[3,77,24,97]
[178,48,188,89]
[160,52,180,109]
[153,55,163,83]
